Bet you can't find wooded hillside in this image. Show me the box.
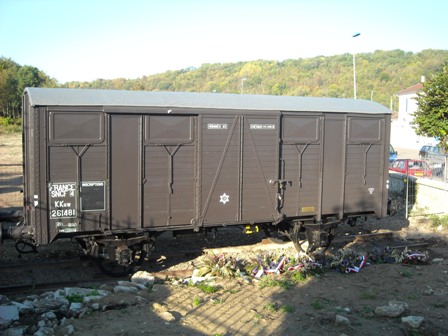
[63,49,448,109]
[2,49,447,118]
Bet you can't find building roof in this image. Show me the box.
[398,83,423,95]
[24,88,391,115]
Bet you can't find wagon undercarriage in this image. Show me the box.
[75,233,157,277]
[70,218,341,276]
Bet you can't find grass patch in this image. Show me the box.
[254,312,263,319]
[263,302,295,313]
[264,302,278,312]
[258,276,292,290]
[400,269,414,278]
[193,296,201,307]
[288,271,308,283]
[280,304,295,313]
[311,298,332,310]
[85,289,100,297]
[65,289,101,303]
[362,305,374,315]
[360,289,377,300]
[312,299,324,310]
[432,302,446,309]
[212,297,226,305]
[429,214,448,229]
[407,293,419,300]
[197,282,220,293]
[66,294,84,303]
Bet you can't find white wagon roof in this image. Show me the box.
[25,88,391,114]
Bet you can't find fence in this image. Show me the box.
[389,171,448,218]
[426,155,447,183]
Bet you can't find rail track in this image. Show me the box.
[0,229,430,296]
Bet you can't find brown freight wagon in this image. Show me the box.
[8,88,391,275]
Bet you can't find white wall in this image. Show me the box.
[398,92,419,125]
[390,120,436,150]
[392,89,437,149]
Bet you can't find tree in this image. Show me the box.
[0,58,58,118]
[0,58,20,118]
[414,63,448,152]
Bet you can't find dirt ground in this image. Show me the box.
[47,219,448,336]
[2,132,448,335]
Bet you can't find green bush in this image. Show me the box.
[0,117,21,133]
[0,117,14,126]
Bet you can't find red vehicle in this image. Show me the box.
[389,159,433,177]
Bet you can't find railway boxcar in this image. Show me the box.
[6,88,391,275]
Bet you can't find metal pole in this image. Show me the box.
[352,33,360,99]
[444,155,447,183]
[405,173,409,219]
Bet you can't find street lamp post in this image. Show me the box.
[241,78,247,94]
[352,32,360,99]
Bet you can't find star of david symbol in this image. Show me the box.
[219,193,230,205]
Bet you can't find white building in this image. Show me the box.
[390,79,437,150]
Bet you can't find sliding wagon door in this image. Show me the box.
[142,115,196,228]
[199,114,279,225]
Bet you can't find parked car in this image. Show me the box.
[418,145,431,159]
[389,159,433,177]
[426,145,447,158]
[389,144,397,163]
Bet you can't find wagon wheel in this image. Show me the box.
[291,223,335,254]
[96,240,154,277]
[96,256,140,278]
[290,223,310,253]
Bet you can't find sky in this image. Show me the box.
[1,0,447,83]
